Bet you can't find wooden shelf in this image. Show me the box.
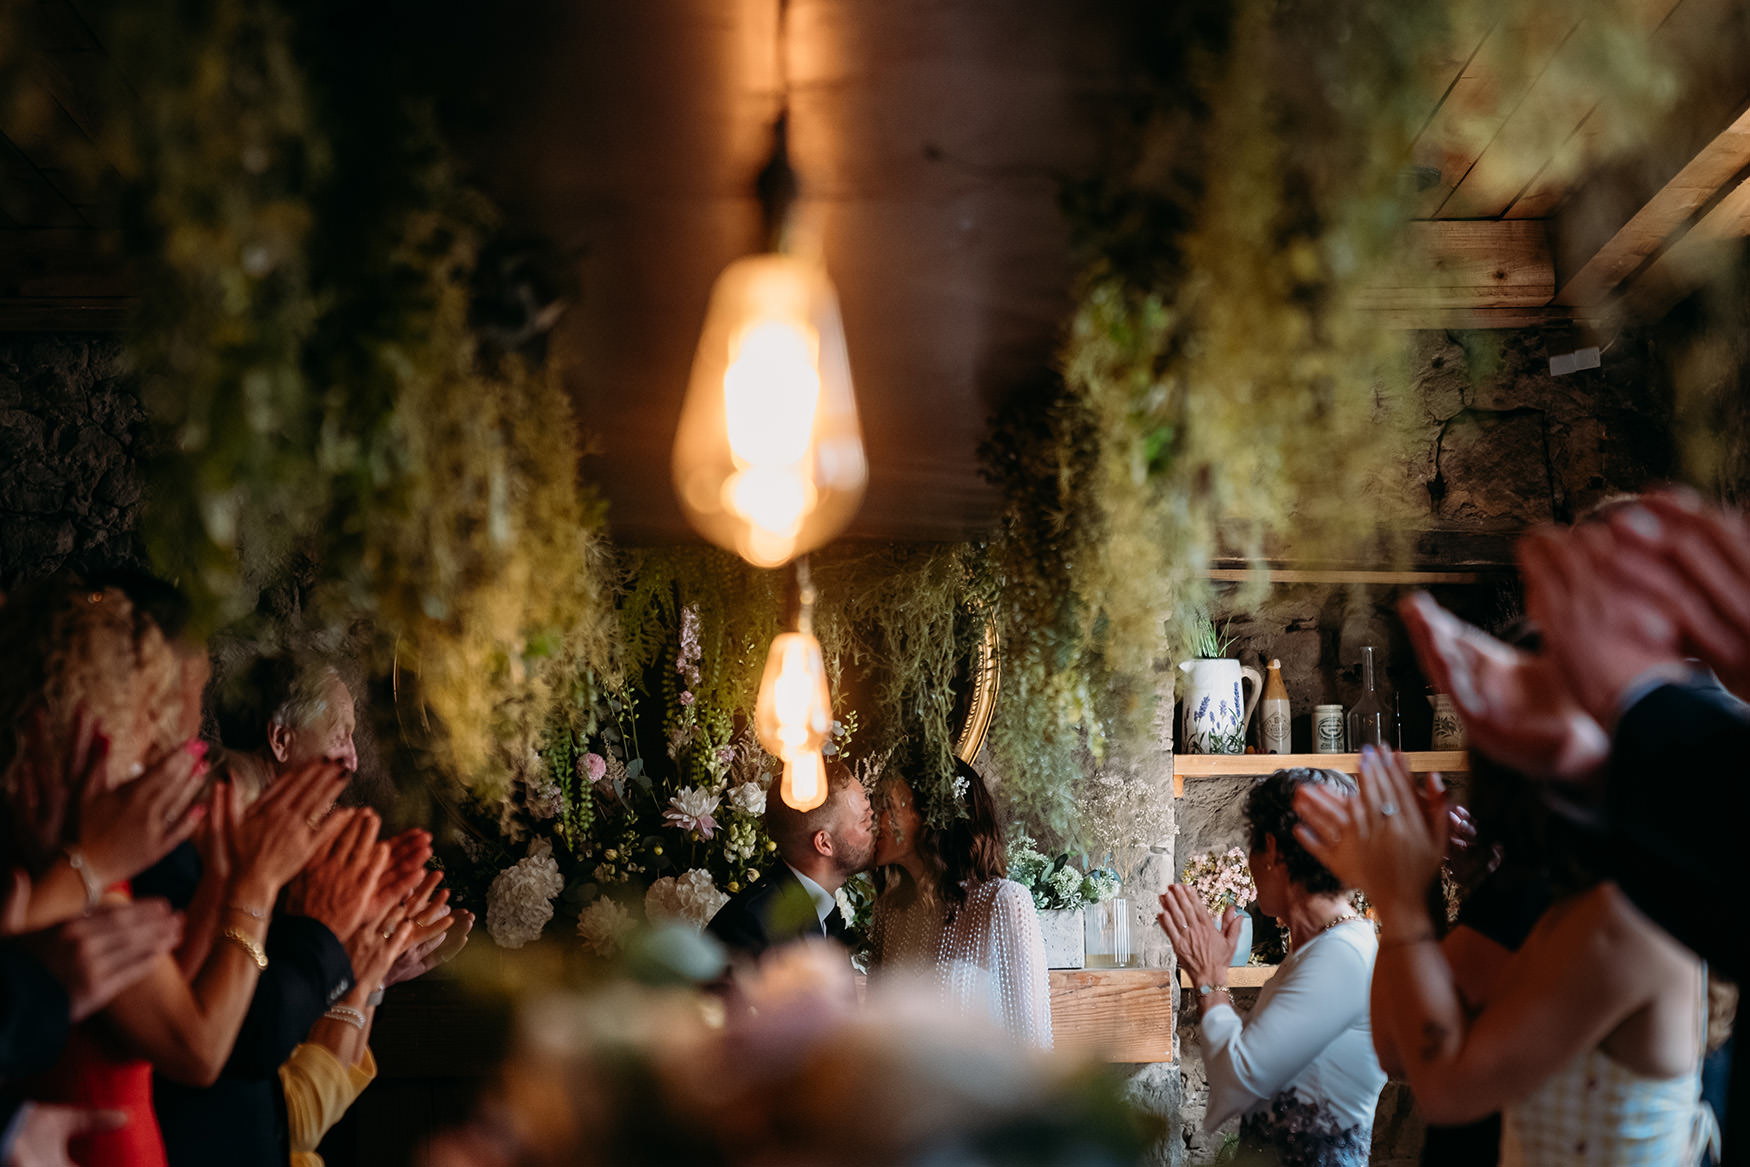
[1172,751,1467,795]
[1180,965,1278,989]
[1175,750,1467,777]
[1048,969,1175,1063]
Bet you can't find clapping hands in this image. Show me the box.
[1401,491,1750,787]
[1155,884,1242,988]
[11,707,209,889]
[1293,748,1447,924]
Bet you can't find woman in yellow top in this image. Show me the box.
[280,858,458,1166]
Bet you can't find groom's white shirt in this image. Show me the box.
[783,862,836,933]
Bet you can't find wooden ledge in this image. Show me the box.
[1048,969,1174,1063]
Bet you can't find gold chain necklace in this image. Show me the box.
[1287,911,1357,955]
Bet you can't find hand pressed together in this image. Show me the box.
[1155,883,1241,989]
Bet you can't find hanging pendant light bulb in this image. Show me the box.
[754,629,833,761]
[755,560,836,809]
[673,251,865,568]
[671,2,866,569]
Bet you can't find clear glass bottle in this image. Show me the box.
[1346,646,1390,751]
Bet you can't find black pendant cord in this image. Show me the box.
[756,0,799,253]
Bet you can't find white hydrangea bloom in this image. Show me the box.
[834,887,856,926]
[576,897,634,958]
[644,868,730,930]
[728,781,766,816]
[485,842,564,949]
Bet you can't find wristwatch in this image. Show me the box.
[1197,983,1229,997]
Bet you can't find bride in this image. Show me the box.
[869,753,1053,1048]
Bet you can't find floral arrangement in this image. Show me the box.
[1180,847,1257,917]
[467,598,870,955]
[1008,838,1121,912]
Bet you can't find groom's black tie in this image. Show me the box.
[824,906,850,943]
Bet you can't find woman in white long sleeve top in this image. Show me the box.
[1158,768,1386,1167]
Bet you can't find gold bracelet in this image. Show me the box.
[219,927,268,970]
[63,847,103,915]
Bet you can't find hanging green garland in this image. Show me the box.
[99,0,617,784]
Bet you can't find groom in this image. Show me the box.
[707,759,876,958]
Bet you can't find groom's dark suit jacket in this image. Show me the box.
[706,864,848,960]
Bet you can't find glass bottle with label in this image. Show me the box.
[1260,659,1292,753]
[1346,645,1390,751]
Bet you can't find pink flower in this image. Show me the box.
[581,752,608,783]
[679,691,696,707]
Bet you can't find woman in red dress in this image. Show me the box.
[2,579,347,1165]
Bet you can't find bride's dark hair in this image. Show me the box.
[877,753,1007,912]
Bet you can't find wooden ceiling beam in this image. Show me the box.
[1356,220,1555,313]
[1555,102,1750,310]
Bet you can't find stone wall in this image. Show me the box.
[0,335,145,590]
[1170,328,1678,1163]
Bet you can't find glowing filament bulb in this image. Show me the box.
[780,748,828,813]
[754,632,833,807]
[723,319,821,466]
[671,254,867,567]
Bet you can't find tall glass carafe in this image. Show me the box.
[1346,646,1390,751]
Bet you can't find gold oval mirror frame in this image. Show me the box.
[953,615,1001,765]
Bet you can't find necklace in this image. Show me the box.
[1288,911,1357,954]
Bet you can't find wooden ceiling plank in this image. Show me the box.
[1446,0,1685,220]
[1556,103,1750,307]
[0,132,86,228]
[0,81,116,217]
[1411,8,1584,218]
[1408,16,1497,141]
[1511,0,1749,219]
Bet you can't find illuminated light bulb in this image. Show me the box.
[723,464,815,540]
[672,254,866,567]
[754,631,833,766]
[723,320,821,466]
[780,748,828,813]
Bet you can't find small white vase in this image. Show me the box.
[1037,908,1086,969]
[1179,658,1262,754]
